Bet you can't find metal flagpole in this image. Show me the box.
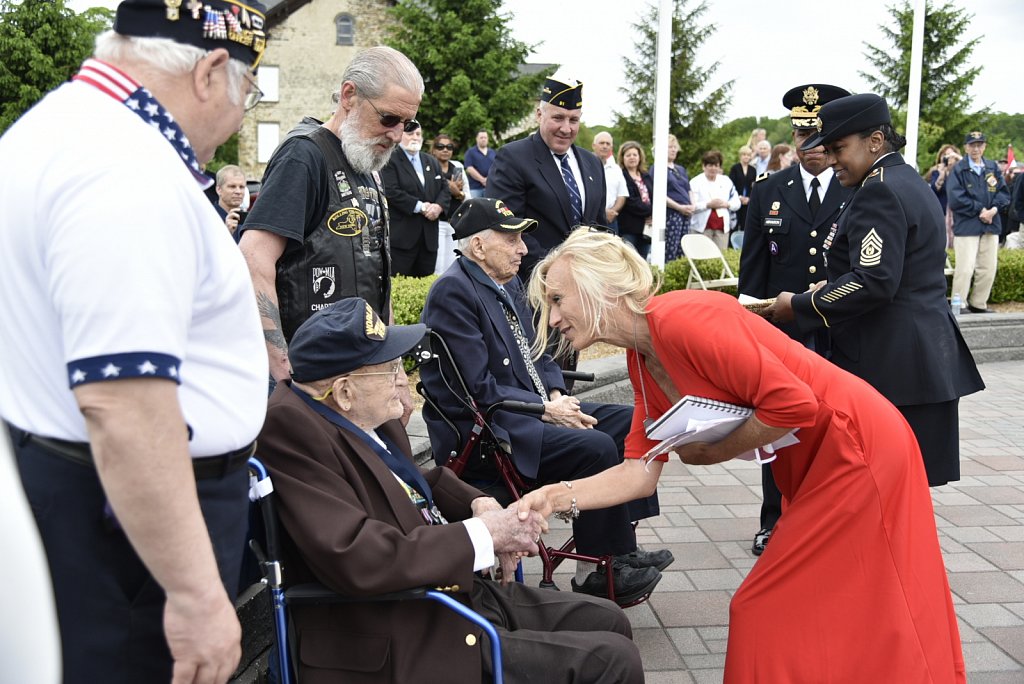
[904,0,926,170]
[649,0,673,267]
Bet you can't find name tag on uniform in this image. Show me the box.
[763,218,782,227]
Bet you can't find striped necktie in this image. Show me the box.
[557,153,583,225]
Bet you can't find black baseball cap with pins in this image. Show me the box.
[450,198,537,240]
[114,0,268,70]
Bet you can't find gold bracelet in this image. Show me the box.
[554,481,580,523]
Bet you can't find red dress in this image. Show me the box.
[625,291,965,683]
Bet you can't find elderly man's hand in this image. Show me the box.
[478,505,545,555]
[542,395,597,429]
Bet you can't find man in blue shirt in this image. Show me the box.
[464,129,496,198]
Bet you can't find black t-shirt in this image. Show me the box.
[241,120,383,254]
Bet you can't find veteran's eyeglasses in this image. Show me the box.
[310,361,403,402]
[345,360,403,381]
[243,73,264,111]
[361,93,419,133]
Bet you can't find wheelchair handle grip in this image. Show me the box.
[486,400,546,420]
[561,370,595,383]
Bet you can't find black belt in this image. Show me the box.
[17,430,255,480]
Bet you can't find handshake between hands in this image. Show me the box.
[472,496,549,584]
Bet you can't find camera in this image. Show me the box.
[943,155,952,165]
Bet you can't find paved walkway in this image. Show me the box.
[519,360,1024,683]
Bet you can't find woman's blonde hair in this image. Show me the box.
[528,230,661,359]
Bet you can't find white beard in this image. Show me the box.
[404,139,422,153]
[339,113,395,175]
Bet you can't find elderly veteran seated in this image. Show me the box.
[256,297,644,684]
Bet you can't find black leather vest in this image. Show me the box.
[276,126,391,341]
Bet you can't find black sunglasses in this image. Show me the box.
[362,93,419,133]
[434,143,455,151]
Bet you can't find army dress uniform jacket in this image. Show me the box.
[487,133,607,277]
[739,164,852,340]
[790,153,983,408]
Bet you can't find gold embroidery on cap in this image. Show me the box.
[364,302,386,340]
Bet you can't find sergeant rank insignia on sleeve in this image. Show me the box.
[859,228,883,267]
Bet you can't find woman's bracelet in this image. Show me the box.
[553,480,580,522]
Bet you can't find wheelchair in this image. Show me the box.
[409,329,654,608]
[246,456,504,684]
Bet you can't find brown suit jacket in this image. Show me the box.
[257,382,489,683]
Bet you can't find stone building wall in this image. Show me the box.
[238,0,394,178]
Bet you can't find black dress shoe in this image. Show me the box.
[616,547,675,571]
[967,305,994,313]
[751,528,772,556]
[571,561,661,606]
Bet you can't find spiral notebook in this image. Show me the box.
[642,395,798,465]
[645,396,752,441]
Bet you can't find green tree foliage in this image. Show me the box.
[615,0,733,166]
[0,0,113,133]
[860,0,982,168]
[386,0,553,150]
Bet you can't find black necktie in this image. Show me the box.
[808,177,821,219]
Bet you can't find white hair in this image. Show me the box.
[457,228,495,256]
[94,30,249,106]
[342,45,424,100]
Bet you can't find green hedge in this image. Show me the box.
[391,247,1024,324]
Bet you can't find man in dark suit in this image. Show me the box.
[257,297,644,684]
[487,73,607,278]
[420,198,671,606]
[380,122,450,276]
[738,84,853,556]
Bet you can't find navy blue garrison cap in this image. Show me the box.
[800,93,891,151]
[289,298,425,382]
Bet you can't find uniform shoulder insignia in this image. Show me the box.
[755,172,770,183]
[861,167,884,186]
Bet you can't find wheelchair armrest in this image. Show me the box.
[561,370,595,383]
[484,400,546,422]
[285,582,429,605]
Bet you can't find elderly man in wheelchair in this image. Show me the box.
[420,198,673,606]
[255,297,644,684]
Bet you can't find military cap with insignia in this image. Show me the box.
[540,71,583,110]
[783,84,851,129]
[451,197,538,240]
[964,131,987,144]
[289,297,426,382]
[114,0,268,70]
[800,93,891,151]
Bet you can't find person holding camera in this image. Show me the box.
[215,164,248,240]
[927,144,962,247]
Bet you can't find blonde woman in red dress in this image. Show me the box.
[519,229,965,683]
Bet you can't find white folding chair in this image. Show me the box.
[680,233,739,290]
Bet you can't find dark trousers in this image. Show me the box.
[13,436,249,684]
[535,403,656,556]
[475,578,643,684]
[620,232,651,260]
[391,231,437,277]
[760,463,783,530]
[898,399,961,486]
